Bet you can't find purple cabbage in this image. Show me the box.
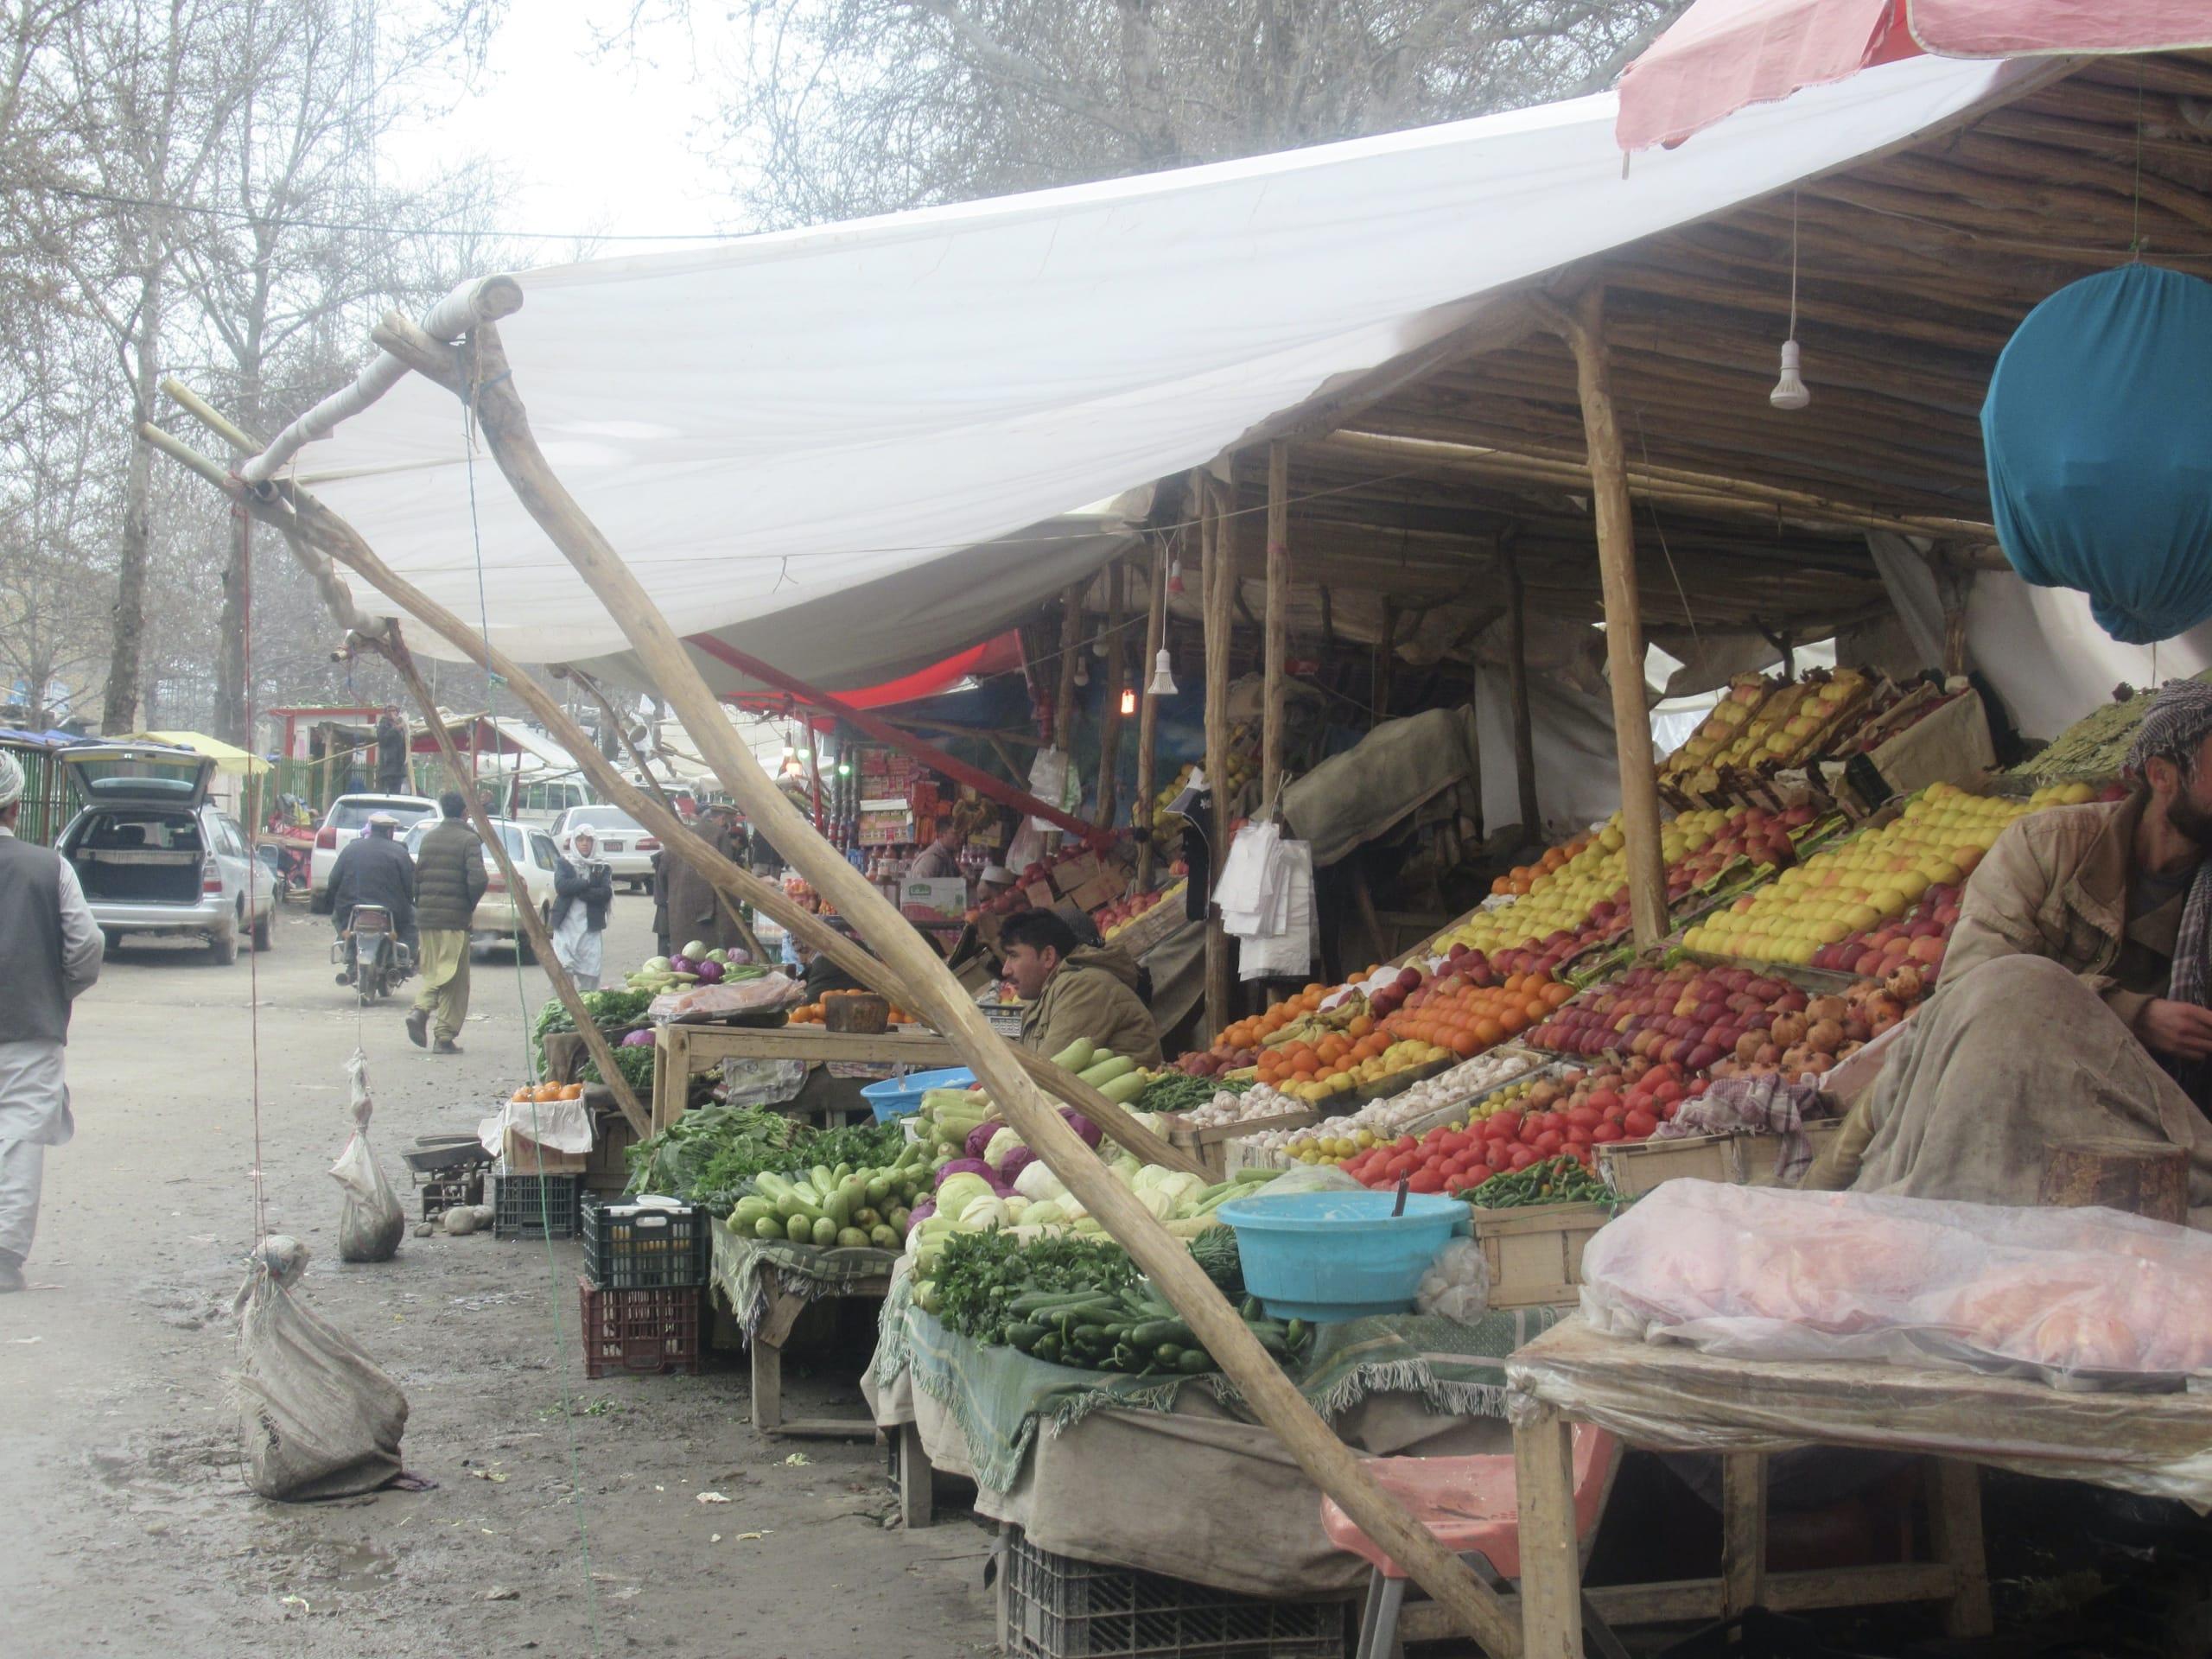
[997,1146,1039,1184]
[963,1121,1001,1161]
[670,955,698,976]
[692,957,724,984]
[934,1158,994,1187]
[1058,1108,1103,1149]
[909,1199,936,1224]
[620,1027,656,1047]
[989,1177,1017,1198]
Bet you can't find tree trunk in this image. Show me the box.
[103,270,162,734]
[211,359,264,747]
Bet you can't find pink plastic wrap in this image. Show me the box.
[649,971,799,1024]
[1580,1181,2212,1391]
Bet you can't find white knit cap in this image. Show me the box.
[0,749,22,809]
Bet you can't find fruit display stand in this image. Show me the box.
[1595,1118,1846,1200]
[709,1219,899,1437]
[650,1023,959,1131]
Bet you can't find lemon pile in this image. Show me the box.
[1441,808,1733,957]
[1683,783,2091,965]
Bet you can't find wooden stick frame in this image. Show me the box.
[159,310,1522,1655]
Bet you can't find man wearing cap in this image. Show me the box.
[1812,679,2212,1213]
[327,810,416,982]
[0,750,104,1292]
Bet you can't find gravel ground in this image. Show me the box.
[0,891,996,1658]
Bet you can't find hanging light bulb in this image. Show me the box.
[1166,555,1185,595]
[1770,191,1810,411]
[1074,655,1090,688]
[1090,632,1109,658]
[1118,686,1136,716]
[835,759,851,778]
[1147,648,1178,697]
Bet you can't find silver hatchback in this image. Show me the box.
[55,743,277,963]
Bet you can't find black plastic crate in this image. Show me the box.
[582,1195,711,1289]
[1000,1526,1344,1659]
[494,1173,585,1240]
[576,1277,702,1378]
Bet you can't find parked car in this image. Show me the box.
[56,743,276,963]
[512,774,592,830]
[550,804,659,891]
[309,791,437,911]
[404,816,563,960]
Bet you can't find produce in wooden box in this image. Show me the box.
[1100,879,1183,941]
[1683,783,2082,969]
[1378,969,1573,1056]
[1663,668,1872,786]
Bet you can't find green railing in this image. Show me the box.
[2,744,76,846]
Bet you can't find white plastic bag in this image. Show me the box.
[1415,1236,1491,1324]
[234,1236,409,1499]
[1580,1180,2212,1390]
[330,1052,404,1262]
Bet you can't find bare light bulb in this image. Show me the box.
[1770,340,1809,410]
[1074,656,1090,688]
[1118,687,1136,716]
[1147,649,1178,696]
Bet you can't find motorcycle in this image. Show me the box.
[332,904,414,1003]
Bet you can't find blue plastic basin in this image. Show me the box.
[1214,1191,1469,1321]
[861,1066,977,1122]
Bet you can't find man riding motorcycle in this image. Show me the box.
[327,811,417,986]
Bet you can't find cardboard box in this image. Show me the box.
[1068,874,1122,912]
[503,1125,588,1177]
[900,875,969,918]
[1049,853,1099,896]
[1023,880,1057,909]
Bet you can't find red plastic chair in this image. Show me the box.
[1320,1425,1627,1659]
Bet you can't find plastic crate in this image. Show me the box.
[493,1173,585,1240]
[1000,1527,1344,1659]
[582,1196,711,1289]
[575,1277,703,1378]
[419,1174,483,1223]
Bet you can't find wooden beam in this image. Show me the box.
[1096,560,1126,829]
[394,327,1523,1657]
[1201,470,1236,1042]
[1503,537,1539,840]
[1543,288,1668,949]
[1135,539,1167,891]
[1053,579,1084,787]
[1262,441,1290,810]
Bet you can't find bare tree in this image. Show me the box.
[671,0,1686,227]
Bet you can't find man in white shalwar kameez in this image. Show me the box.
[0,750,104,1291]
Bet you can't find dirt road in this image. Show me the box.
[0,893,995,1658]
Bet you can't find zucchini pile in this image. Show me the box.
[728,1136,932,1249]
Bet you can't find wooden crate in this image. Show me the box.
[1744,1117,1845,1185]
[1471,1202,1611,1309]
[1100,887,1188,958]
[1161,1107,1318,1179]
[1597,1132,1744,1198]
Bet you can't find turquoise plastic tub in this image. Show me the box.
[861,1065,976,1122]
[1214,1191,1468,1321]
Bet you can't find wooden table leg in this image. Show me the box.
[897,1421,934,1529]
[749,1288,808,1434]
[1926,1459,1993,1638]
[1514,1402,1585,1659]
[1720,1452,1768,1618]
[652,1026,687,1133]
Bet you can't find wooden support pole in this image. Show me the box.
[1096,560,1126,830]
[1200,470,1236,1043]
[1375,601,1399,728]
[1503,537,1541,842]
[1054,577,1084,766]
[562,664,766,966]
[1544,288,1668,948]
[141,410,1202,1180]
[1262,442,1289,810]
[372,628,651,1137]
[350,334,1520,1655]
[1135,539,1167,891]
[458,337,1519,1652]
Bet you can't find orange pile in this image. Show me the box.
[788,1000,914,1026]
[1489,836,1592,899]
[1215,982,1335,1052]
[1379,970,1573,1057]
[1251,1013,1386,1089]
[512,1081,587,1103]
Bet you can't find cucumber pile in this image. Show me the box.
[1004,1286,1314,1375]
[1046,1037,1150,1106]
[727,1136,933,1249]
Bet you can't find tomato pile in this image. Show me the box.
[1338,1058,1704,1195]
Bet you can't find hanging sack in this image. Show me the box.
[330,1051,404,1262]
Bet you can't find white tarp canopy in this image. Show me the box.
[296,53,2031,690]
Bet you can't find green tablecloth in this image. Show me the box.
[709,1219,899,1339]
[870,1272,1565,1491]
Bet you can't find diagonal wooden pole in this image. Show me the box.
[358,312,1522,1657]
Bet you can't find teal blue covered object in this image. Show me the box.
[1983,265,2212,645]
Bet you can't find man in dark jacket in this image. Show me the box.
[406,791,487,1054]
[327,811,416,982]
[659,805,751,954]
[374,708,409,793]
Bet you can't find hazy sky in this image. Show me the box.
[382,3,751,257]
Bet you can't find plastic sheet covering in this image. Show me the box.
[1984,265,2212,645]
[1580,1181,2212,1391]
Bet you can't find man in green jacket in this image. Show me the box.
[407,791,488,1054]
[1001,910,1163,1069]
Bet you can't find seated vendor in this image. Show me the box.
[1811,680,2212,1215]
[1001,910,1163,1069]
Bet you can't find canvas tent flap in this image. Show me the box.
[1281,709,1482,868]
[293,54,2024,677]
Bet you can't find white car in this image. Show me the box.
[405,816,564,960]
[56,743,276,963]
[311,791,437,912]
[550,804,660,891]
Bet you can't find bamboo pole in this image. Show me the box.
[143,404,1205,1181]
[372,628,652,1136]
[1053,579,1085,828]
[1262,442,1289,810]
[562,664,767,965]
[1096,560,1126,830]
[359,331,1519,1654]
[1503,538,1541,842]
[1542,289,1668,949]
[1135,539,1167,891]
[1200,471,1236,1043]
